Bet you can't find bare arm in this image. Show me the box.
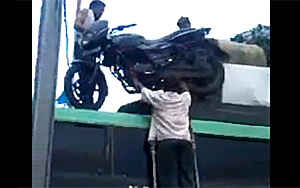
[74,9,94,33]
[76,0,82,17]
[131,70,143,93]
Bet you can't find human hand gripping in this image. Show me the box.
[130,69,143,93]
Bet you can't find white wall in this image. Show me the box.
[222,63,270,106]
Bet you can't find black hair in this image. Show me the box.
[89,0,106,9]
[177,17,191,29]
[160,76,185,94]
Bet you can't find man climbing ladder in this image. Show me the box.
[132,72,200,188]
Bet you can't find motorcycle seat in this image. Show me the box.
[142,28,195,45]
[144,28,194,44]
[138,28,209,51]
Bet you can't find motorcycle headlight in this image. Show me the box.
[82,40,88,45]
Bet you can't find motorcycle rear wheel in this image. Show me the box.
[64,63,108,110]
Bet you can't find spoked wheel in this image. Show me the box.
[64,63,108,110]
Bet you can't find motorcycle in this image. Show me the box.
[64,21,229,110]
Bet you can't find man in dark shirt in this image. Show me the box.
[177,16,191,30]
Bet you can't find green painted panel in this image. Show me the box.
[55,108,151,128]
[191,120,270,140]
[55,108,270,140]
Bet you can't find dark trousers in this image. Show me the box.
[156,139,195,188]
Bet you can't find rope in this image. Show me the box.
[63,0,70,67]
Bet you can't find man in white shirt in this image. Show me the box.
[132,75,195,188]
[74,0,107,33]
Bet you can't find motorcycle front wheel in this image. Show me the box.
[64,63,108,110]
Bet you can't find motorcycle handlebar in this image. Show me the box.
[200,27,211,35]
[111,24,137,33]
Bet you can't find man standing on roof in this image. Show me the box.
[72,0,108,105]
[132,72,195,188]
[73,0,108,58]
[74,0,107,33]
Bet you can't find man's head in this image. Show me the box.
[160,76,188,94]
[177,17,191,30]
[89,0,106,21]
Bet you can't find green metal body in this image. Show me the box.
[55,108,270,140]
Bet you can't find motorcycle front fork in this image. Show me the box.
[77,62,100,102]
[88,63,99,84]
